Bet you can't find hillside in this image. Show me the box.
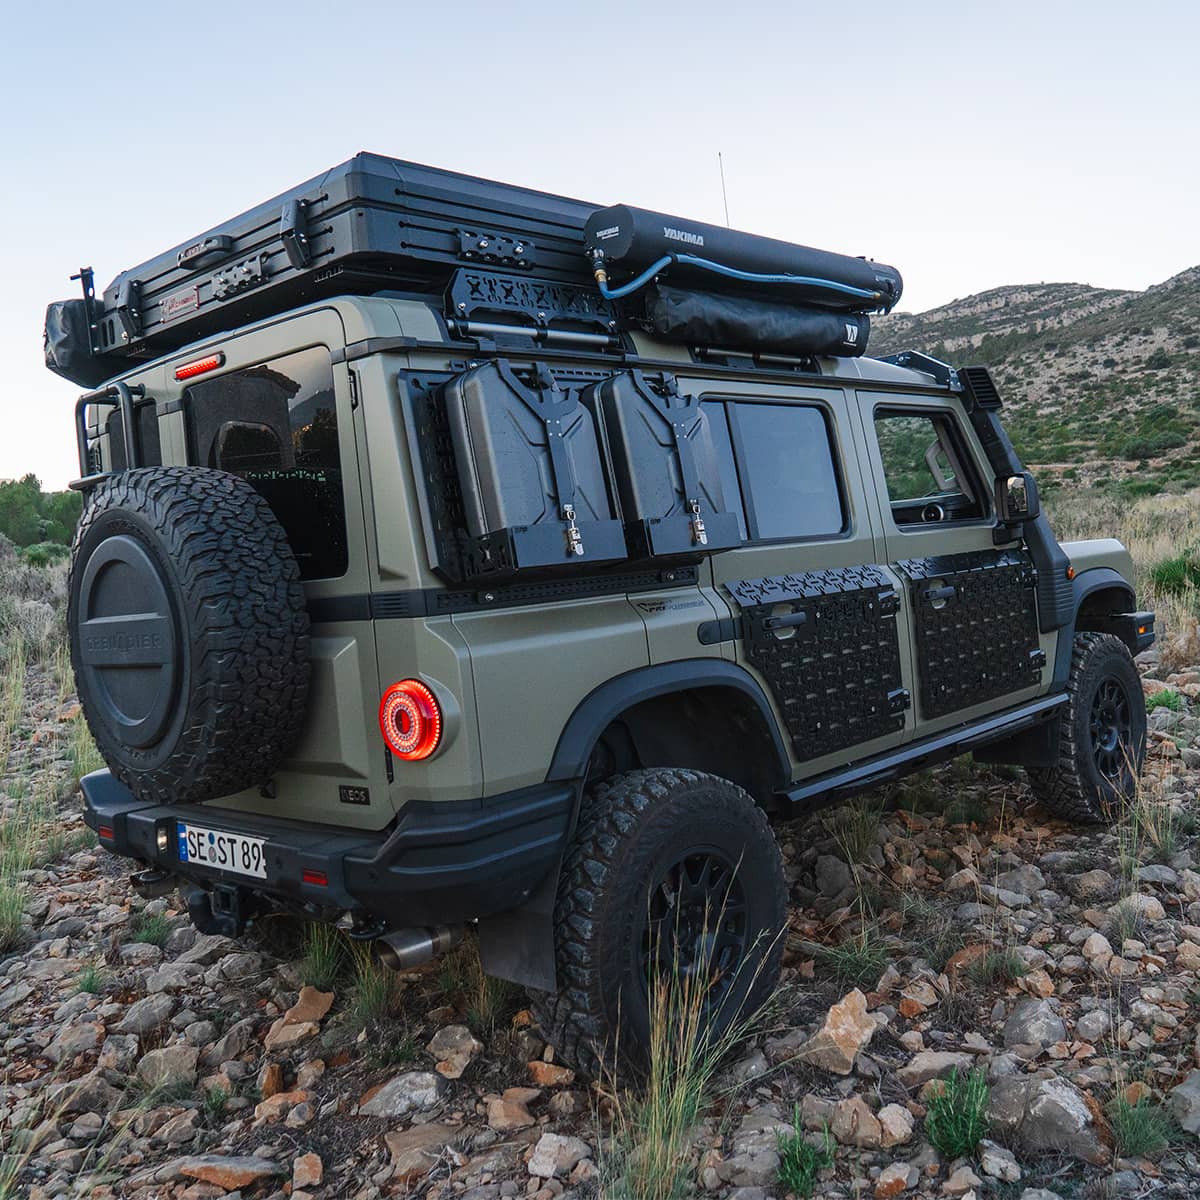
[870,267,1200,496]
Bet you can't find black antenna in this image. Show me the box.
[718,152,730,227]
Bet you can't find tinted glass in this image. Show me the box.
[700,401,747,539]
[185,347,348,579]
[733,403,844,540]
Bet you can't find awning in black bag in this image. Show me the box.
[643,285,870,358]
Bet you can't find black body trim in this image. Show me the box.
[82,771,574,929]
[306,565,699,623]
[546,659,792,787]
[783,692,1067,809]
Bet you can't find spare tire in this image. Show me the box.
[69,467,311,803]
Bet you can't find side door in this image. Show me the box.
[856,392,1049,738]
[703,383,914,783]
[164,311,388,830]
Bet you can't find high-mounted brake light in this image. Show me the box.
[174,352,225,382]
[379,680,443,761]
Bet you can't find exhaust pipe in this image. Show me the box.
[375,924,464,971]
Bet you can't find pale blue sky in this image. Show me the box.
[2,0,1197,487]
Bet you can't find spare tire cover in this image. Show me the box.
[69,466,311,803]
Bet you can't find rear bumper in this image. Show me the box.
[82,770,575,928]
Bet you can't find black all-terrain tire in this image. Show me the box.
[531,768,787,1079]
[1026,632,1147,824]
[68,467,310,804]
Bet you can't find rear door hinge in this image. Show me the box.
[348,368,361,410]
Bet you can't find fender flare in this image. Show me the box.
[1052,566,1137,684]
[545,658,792,786]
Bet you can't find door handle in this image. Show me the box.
[762,611,809,631]
[921,585,956,603]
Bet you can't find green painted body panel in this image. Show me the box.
[86,293,1141,828]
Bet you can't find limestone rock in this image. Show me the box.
[1003,998,1066,1050]
[358,1070,445,1118]
[527,1133,592,1179]
[137,1044,199,1091]
[385,1122,459,1182]
[1169,1069,1200,1134]
[175,1155,288,1190]
[426,1024,483,1079]
[897,1050,972,1088]
[793,988,877,1074]
[987,1076,1106,1163]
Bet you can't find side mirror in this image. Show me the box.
[995,471,1040,523]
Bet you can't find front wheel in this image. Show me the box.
[1027,632,1147,823]
[531,768,787,1079]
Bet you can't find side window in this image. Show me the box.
[729,402,845,541]
[700,400,748,539]
[873,409,986,525]
[184,347,348,579]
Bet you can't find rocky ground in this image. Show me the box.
[4,649,1200,1200]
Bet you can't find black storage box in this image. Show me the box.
[587,371,742,558]
[442,361,627,576]
[46,154,603,384]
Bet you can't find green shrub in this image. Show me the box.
[129,911,171,947]
[1150,552,1200,596]
[1146,690,1184,713]
[19,542,69,567]
[925,1068,989,1157]
[966,948,1027,987]
[776,1116,835,1197]
[814,927,888,989]
[1108,1094,1174,1156]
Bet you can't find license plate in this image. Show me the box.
[177,823,267,879]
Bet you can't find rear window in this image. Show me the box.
[183,347,348,579]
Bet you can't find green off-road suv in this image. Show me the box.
[46,154,1153,1072]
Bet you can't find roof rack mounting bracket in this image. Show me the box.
[280,198,312,269]
[115,278,143,341]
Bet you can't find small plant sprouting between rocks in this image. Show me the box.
[1107,898,1150,947]
[438,936,519,1037]
[823,797,884,868]
[776,1115,835,1197]
[1108,1093,1176,1157]
[924,1067,990,1158]
[600,907,776,1200]
[967,947,1028,987]
[128,911,171,948]
[350,942,403,1027]
[75,964,106,995]
[814,924,889,990]
[1145,688,1184,713]
[300,921,344,992]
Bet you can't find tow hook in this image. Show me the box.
[184,884,255,937]
[375,924,464,971]
[130,868,176,900]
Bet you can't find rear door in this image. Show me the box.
[702,383,913,782]
[166,310,388,829]
[856,392,1047,738]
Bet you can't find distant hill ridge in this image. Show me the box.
[870,266,1200,496]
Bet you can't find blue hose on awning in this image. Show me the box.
[594,252,885,307]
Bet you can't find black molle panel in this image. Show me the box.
[897,549,1043,719]
[726,566,908,761]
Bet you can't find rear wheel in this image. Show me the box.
[1027,632,1146,823]
[531,768,787,1078]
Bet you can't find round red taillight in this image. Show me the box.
[379,680,443,760]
